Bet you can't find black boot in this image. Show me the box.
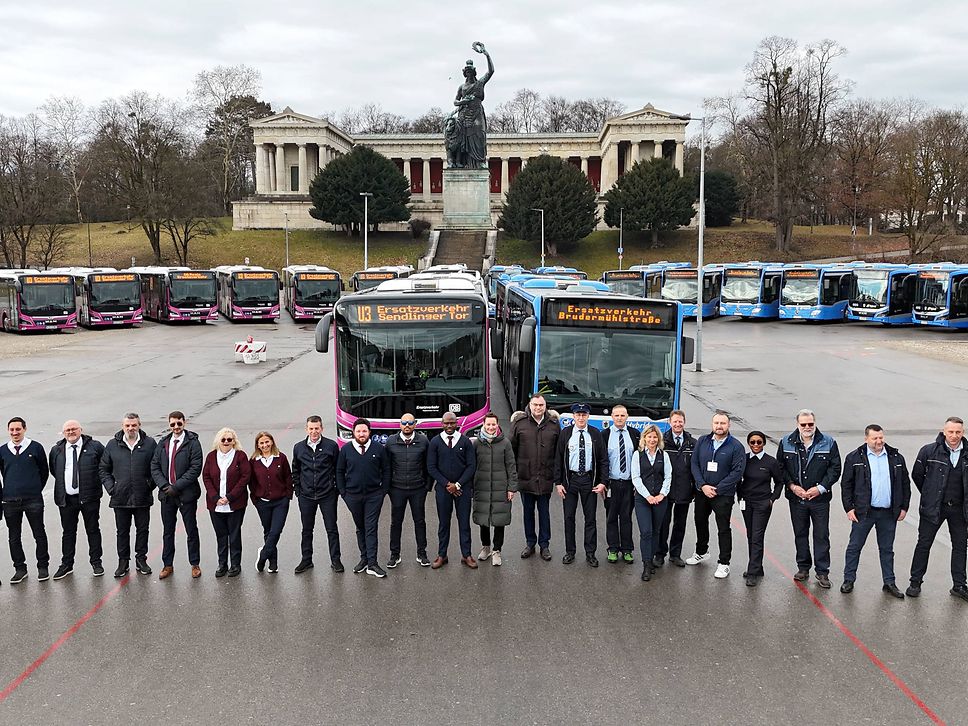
[114,560,129,578]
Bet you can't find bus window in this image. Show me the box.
[953,278,968,318]
[762,274,781,303]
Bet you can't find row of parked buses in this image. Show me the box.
[0,264,416,333]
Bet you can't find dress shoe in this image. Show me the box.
[641,568,651,582]
[951,584,968,602]
[840,580,854,594]
[114,560,129,578]
[882,583,904,599]
[905,582,921,597]
[38,567,50,582]
[540,548,552,561]
[227,566,241,578]
[53,564,73,580]
[215,566,228,578]
[745,576,758,587]
[431,556,448,569]
[159,566,174,580]
[793,569,809,582]
[92,564,105,577]
[652,555,664,568]
[521,546,535,559]
[294,560,314,574]
[586,555,599,568]
[562,553,576,565]
[135,557,152,575]
[330,559,343,573]
[352,558,368,574]
[257,547,267,572]
[816,573,831,589]
[191,566,202,579]
[462,556,479,569]
[670,556,686,568]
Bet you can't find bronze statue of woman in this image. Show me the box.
[447,41,494,169]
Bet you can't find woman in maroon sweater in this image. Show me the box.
[202,428,251,578]
[249,431,293,573]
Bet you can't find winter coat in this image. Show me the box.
[509,409,559,496]
[49,434,105,506]
[472,434,518,528]
[99,430,158,508]
[151,430,203,504]
[911,433,968,525]
[662,429,697,502]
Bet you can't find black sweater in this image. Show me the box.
[336,442,390,496]
[737,453,785,502]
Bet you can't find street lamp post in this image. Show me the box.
[284,212,290,268]
[618,207,624,270]
[531,208,545,267]
[695,116,707,373]
[360,192,373,269]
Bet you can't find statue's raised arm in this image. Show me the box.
[473,41,494,85]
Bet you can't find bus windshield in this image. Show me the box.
[851,270,889,305]
[234,277,278,305]
[170,277,216,305]
[916,274,949,311]
[782,276,819,305]
[607,279,648,297]
[661,277,697,303]
[21,282,74,314]
[295,277,340,304]
[537,327,677,417]
[722,272,761,302]
[90,280,141,308]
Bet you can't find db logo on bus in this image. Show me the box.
[448,404,461,413]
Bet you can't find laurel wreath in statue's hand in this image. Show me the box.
[472,41,486,54]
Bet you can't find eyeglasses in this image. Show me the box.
[748,440,765,446]
[400,420,415,426]
[798,423,815,428]
[221,438,235,443]
[170,422,185,428]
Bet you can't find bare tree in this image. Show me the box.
[570,97,626,132]
[409,107,446,133]
[40,96,92,223]
[161,144,222,265]
[541,95,572,132]
[31,223,73,269]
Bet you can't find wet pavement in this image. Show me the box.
[0,317,965,725]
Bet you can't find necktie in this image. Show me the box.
[169,439,179,485]
[448,435,454,449]
[14,444,21,455]
[71,444,79,490]
[618,429,627,475]
[578,431,586,472]
[359,444,365,456]
[676,436,682,448]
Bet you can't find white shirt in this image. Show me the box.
[356,440,371,454]
[125,435,140,451]
[631,448,672,498]
[215,449,234,513]
[307,436,320,450]
[258,455,276,468]
[750,451,765,460]
[7,437,32,455]
[400,434,415,444]
[439,431,459,447]
[64,440,81,495]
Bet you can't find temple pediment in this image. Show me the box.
[607,103,692,125]
[253,107,328,127]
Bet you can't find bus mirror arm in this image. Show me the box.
[682,336,695,365]
[315,313,333,353]
[519,317,537,354]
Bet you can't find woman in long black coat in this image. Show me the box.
[472,413,517,567]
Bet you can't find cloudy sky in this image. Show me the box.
[1,0,963,131]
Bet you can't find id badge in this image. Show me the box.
[707,461,718,473]
[739,500,746,511]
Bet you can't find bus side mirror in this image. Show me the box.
[315,313,332,353]
[681,336,695,365]
[490,328,504,358]
[14,280,22,292]
[519,316,537,353]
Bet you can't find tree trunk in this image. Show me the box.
[651,228,659,247]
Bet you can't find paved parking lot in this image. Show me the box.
[0,317,964,725]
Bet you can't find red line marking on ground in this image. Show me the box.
[731,515,945,725]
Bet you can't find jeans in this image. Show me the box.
[298,492,341,564]
[389,487,428,557]
[520,492,551,549]
[694,493,734,565]
[4,498,49,570]
[114,507,150,560]
[160,498,200,567]
[210,509,245,569]
[254,497,290,564]
[789,498,831,575]
[59,495,103,567]
[843,508,897,584]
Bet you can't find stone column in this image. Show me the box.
[600,143,618,193]
[423,158,431,201]
[255,144,267,193]
[654,140,665,159]
[674,142,684,174]
[267,146,276,192]
[580,156,588,178]
[298,144,308,193]
[630,141,641,166]
[402,157,411,188]
[500,157,509,196]
[275,143,287,193]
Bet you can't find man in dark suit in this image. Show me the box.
[336,418,391,578]
[554,403,609,567]
[0,417,50,584]
[657,410,696,567]
[292,415,343,574]
[151,411,203,579]
[427,411,478,569]
[49,420,105,580]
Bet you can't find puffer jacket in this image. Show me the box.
[99,430,158,508]
[471,434,518,528]
[509,409,559,496]
[911,433,968,524]
[385,432,431,490]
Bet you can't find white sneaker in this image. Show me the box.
[492,550,502,566]
[477,546,492,561]
[685,553,708,566]
[714,564,730,579]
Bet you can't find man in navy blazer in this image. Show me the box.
[336,418,391,578]
[427,411,478,569]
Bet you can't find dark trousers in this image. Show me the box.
[480,525,505,550]
[114,507,150,560]
[694,493,734,565]
[298,492,341,564]
[254,497,290,564]
[160,498,200,567]
[520,491,551,549]
[843,508,897,584]
[633,494,668,564]
[59,495,102,567]
[605,479,635,553]
[435,486,473,558]
[343,491,385,565]
[741,499,774,577]
[210,509,245,568]
[910,502,968,587]
[563,473,598,556]
[389,487,427,557]
[789,498,831,575]
[658,500,692,559]
[4,498,49,570]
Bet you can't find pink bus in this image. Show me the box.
[0,271,77,332]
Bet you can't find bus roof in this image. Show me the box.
[371,277,482,295]
[214,265,272,274]
[282,264,339,274]
[124,266,191,274]
[0,268,41,278]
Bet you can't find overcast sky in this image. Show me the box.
[1,0,963,134]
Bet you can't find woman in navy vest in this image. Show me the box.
[632,425,672,582]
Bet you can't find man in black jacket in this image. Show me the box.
[510,394,559,561]
[151,411,203,580]
[99,413,157,578]
[777,409,842,589]
[384,413,430,568]
[427,411,477,569]
[906,416,968,601]
[839,425,910,598]
[0,417,50,584]
[292,415,342,574]
[49,420,105,580]
[553,403,608,567]
[657,410,696,567]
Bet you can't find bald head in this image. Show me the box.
[62,420,82,444]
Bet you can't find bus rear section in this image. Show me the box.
[913,265,968,328]
[315,279,489,445]
[0,272,77,332]
[216,266,281,321]
[660,266,722,319]
[779,265,852,321]
[847,264,918,325]
[283,266,342,321]
[80,271,143,327]
[719,263,782,318]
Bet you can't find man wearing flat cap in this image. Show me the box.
[553,403,609,567]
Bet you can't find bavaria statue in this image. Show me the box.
[444,41,494,170]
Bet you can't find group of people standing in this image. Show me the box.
[0,402,966,602]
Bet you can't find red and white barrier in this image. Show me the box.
[235,335,267,364]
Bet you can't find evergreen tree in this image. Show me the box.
[603,158,696,246]
[309,146,410,234]
[498,155,598,255]
[701,170,741,227]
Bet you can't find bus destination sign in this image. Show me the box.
[237,272,276,280]
[785,269,820,278]
[300,273,339,281]
[358,272,396,281]
[545,300,675,330]
[605,271,643,280]
[23,275,71,285]
[346,301,482,324]
[173,271,213,280]
[92,273,137,283]
[727,268,760,277]
[665,269,697,279]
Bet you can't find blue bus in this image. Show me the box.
[484,265,525,316]
[778,264,855,321]
[531,266,588,280]
[719,262,784,319]
[600,262,690,298]
[847,263,919,325]
[913,264,968,328]
[493,278,693,432]
[658,265,724,319]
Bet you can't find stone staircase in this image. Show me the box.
[431,231,488,272]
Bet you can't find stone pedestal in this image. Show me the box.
[440,169,493,229]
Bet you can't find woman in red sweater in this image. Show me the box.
[202,428,251,578]
[249,431,293,573]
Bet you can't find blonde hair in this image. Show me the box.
[211,427,242,452]
[638,424,664,452]
[251,431,280,458]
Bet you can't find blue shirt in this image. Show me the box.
[606,427,635,479]
[866,446,891,508]
[568,427,591,473]
[949,443,963,469]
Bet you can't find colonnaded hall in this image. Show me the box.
[232,104,690,231]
